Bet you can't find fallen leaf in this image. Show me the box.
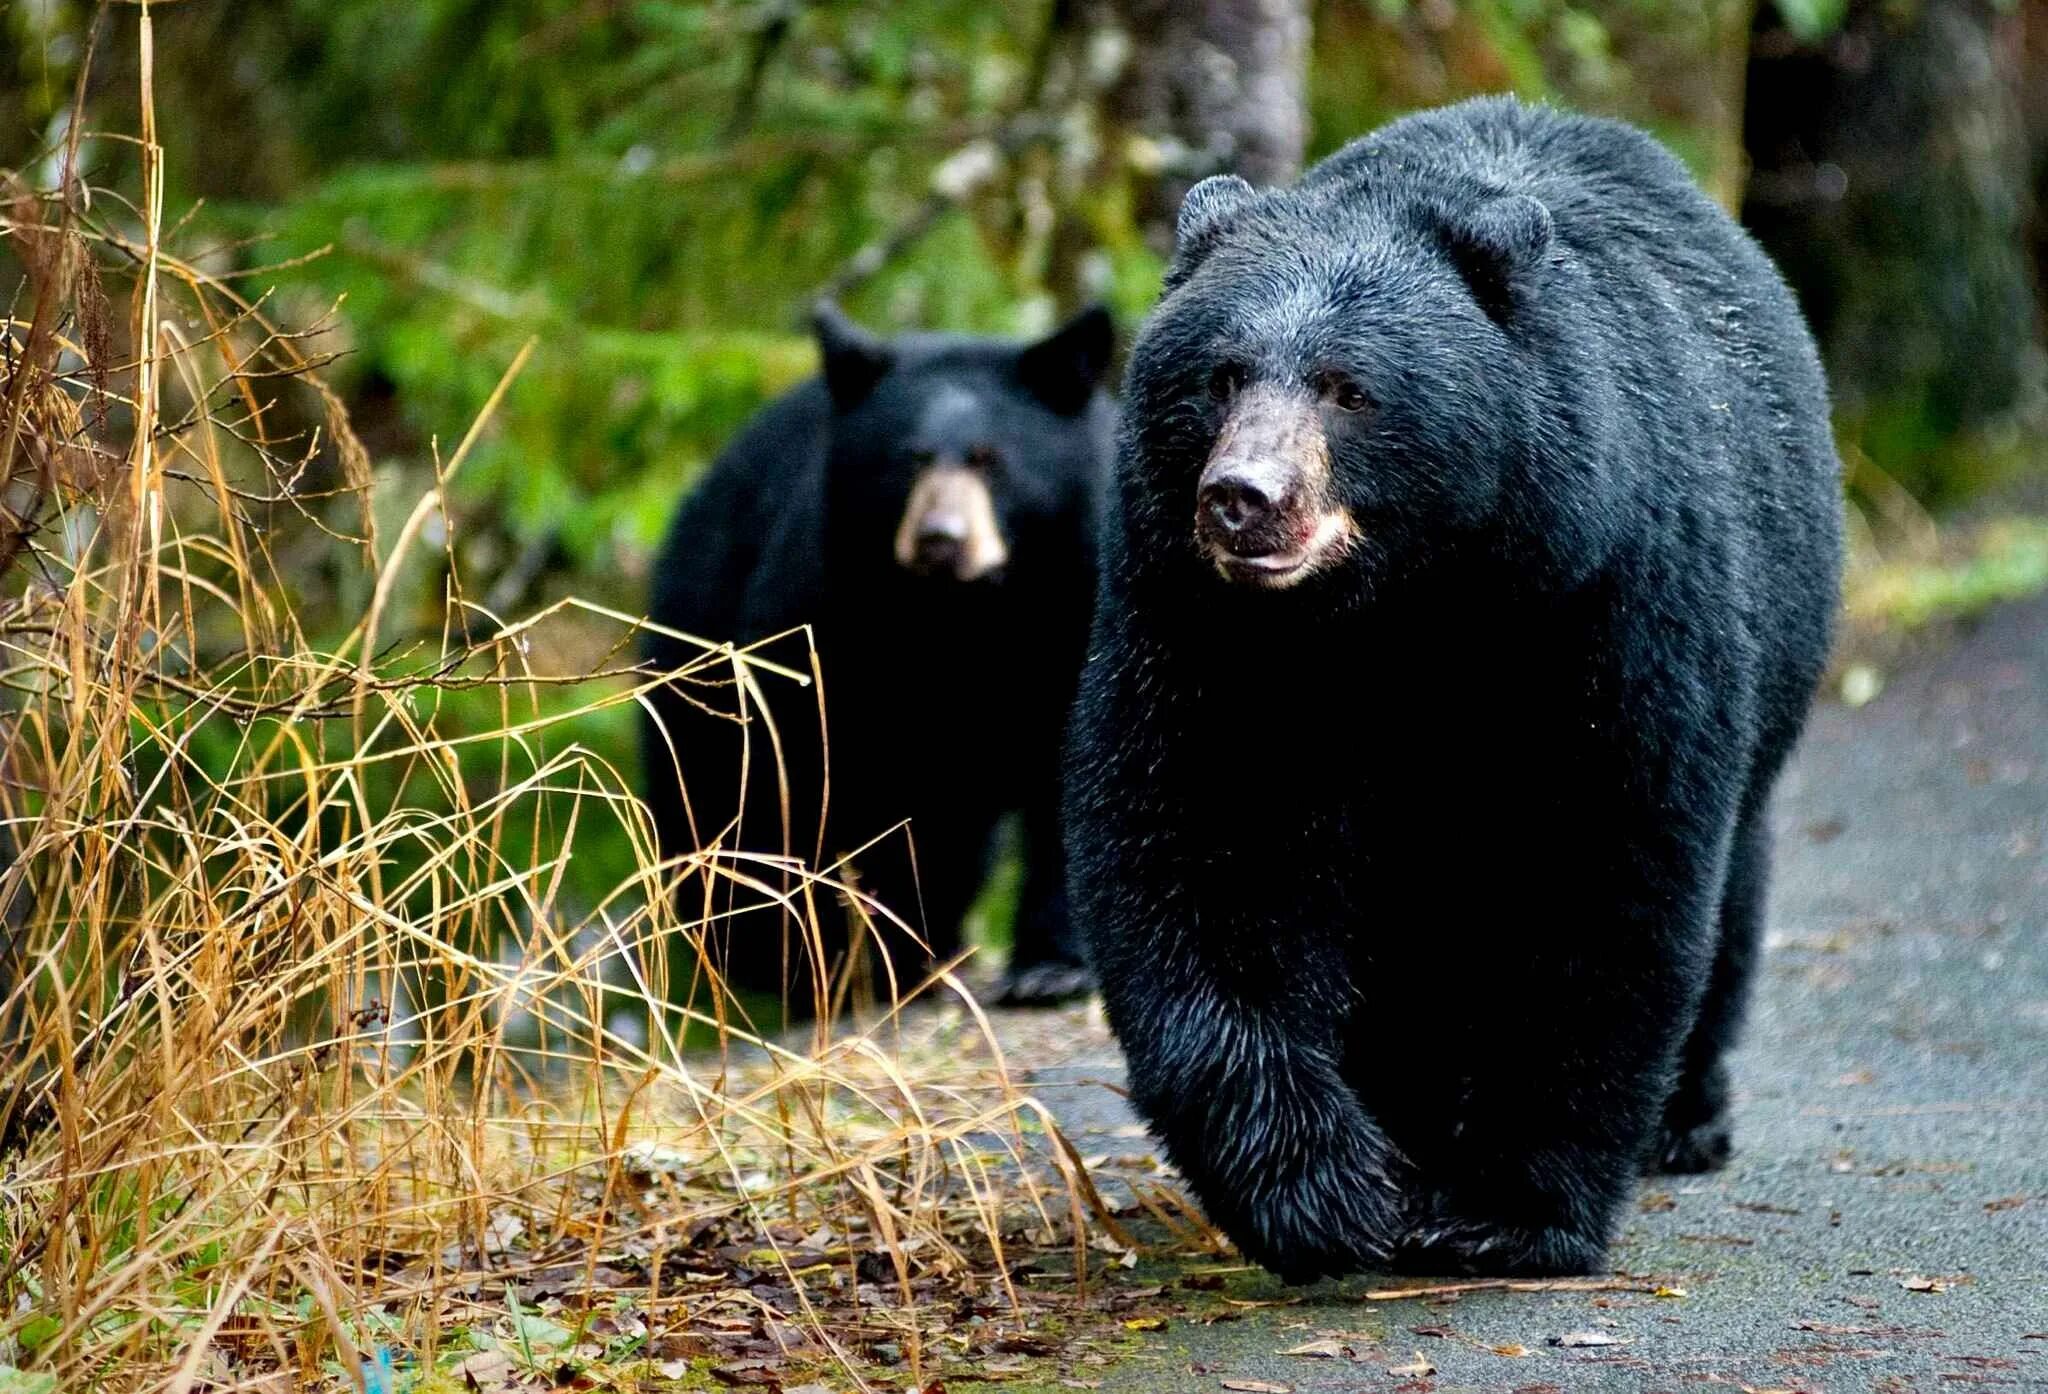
[1224,1297,1300,1309]
[1411,1324,1454,1338]
[1899,1276,1949,1294]
[1653,1286,1688,1299]
[1550,1330,1624,1348]
[1983,1195,2030,1212]
[1219,1381,1292,1393]
[1122,1317,1168,1333]
[1278,1338,1357,1359]
[710,1365,784,1388]
[1493,1343,1531,1357]
[994,1334,1058,1356]
[1639,1192,1677,1213]
[1388,1351,1436,1377]
[453,1352,517,1385]
[1806,816,1847,843]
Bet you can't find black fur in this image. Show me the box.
[643,306,1115,1009]
[1065,96,1843,1279]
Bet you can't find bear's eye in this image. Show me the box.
[1319,374,1372,414]
[1206,361,1246,403]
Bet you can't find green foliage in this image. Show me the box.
[106,1,1084,614]
[1770,0,1850,41]
[1853,518,2048,630]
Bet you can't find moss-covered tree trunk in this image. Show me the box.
[1100,0,1311,236]
[1743,0,2047,504]
[1028,0,1309,316]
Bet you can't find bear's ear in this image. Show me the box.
[1165,174,1257,289]
[1436,193,1554,323]
[1017,303,1115,414]
[812,299,894,409]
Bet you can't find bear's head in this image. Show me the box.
[812,301,1116,585]
[1120,168,1619,606]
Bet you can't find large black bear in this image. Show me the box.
[1066,96,1843,1279]
[644,303,1114,1010]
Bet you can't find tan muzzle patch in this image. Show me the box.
[894,465,1009,581]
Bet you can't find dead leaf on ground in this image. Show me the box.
[1219,1380,1292,1393]
[1387,1351,1436,1377]
[1122,1316,1168,1332]
[1900,1276,1950,1293]
[1493,1343,1531,1357]
[710,1364,785,1387]
[1551,1329,1625,1348]
[454,1351,517,1385]
[1278,1337,1359,1360]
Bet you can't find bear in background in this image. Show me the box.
[643,303,1114,1011]
[1065,95,1843,1279]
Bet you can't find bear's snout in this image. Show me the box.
[894,464,1009,581]
[1198,458,1300,552]
[1195,385,1350,587]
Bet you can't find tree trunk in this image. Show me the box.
[1743,0,2047,504]
[1097,0,1311,245]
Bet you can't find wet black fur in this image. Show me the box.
[1065,97,1843,1279]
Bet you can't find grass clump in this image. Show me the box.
[0,14,1124,1392]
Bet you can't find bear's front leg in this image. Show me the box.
[1394,833,1726,1277]
[1089,864,1417,1282]
[1121,987,1413,1281]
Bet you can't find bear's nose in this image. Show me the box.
[914,515,968,570]
[1199,475,1275,536]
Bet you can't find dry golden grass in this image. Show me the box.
[0,14,1118,1392]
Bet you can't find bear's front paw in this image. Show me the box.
[1652,1062,1734,1174]
[1232,1184,1402,1284]
[1652,1113,1733,1174]
[995,959,1096,1006]
[1223,1140,1410,1284]
[1394,1208,1607,1277]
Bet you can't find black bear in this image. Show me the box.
[1066,96,1843,1279]
[644,302,1115,1010]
